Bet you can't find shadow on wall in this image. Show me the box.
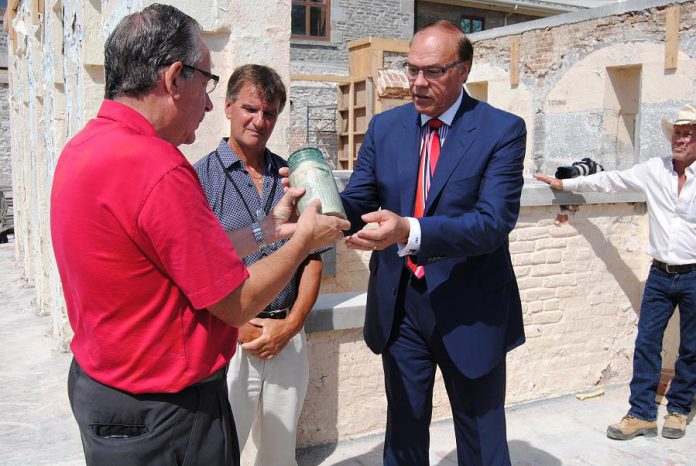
[571,210,645,315]
[298,328,372,463]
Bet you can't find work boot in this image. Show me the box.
[606,415,657,440]
[662,412,687,439]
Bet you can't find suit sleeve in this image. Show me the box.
[416,116,526,262]
[340,117,382,235]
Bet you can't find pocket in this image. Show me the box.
[90,423,149,439]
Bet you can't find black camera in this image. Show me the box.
[554,157,604,179]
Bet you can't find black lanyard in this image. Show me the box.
[214,148,278,224]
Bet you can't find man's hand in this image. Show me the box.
[293,200,350,252]
[264,186,304,242]
[533,173,564,190]
[241,318,298,360]
[237,322,262,344]
[346,210,409,251]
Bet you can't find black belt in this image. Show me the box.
[194,367,226,385]
[653,259,696,274]
[256,309,288,319]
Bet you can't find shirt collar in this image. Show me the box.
[419,89,463,127]
[681,160,696,175]
[97,100,161,138]
[216,137,273,173]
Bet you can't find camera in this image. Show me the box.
[554,157,604,179]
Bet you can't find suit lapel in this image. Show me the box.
[425,94,477,212]
[397,108,422,216]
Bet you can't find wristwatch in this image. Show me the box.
[251,221,267,253]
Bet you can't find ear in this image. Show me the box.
[459,61,472,84]
[163,62,184,100]
[224,99,234,120]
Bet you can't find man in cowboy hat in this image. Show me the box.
[534,103,696,440]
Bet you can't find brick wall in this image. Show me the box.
[302,202,648,446]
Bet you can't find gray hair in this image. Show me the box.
[104,3,202,100]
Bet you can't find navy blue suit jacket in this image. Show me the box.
[341,92,527,379]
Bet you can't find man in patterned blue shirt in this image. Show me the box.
[195,65,322,465]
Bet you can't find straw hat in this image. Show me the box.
[661,103,696,140]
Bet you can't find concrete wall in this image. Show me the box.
[7,0,290,348]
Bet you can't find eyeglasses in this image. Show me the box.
[403,61,463,81]
[162,62,220,93]
[181,64,219,94]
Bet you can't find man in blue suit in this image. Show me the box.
[340,20,527,465]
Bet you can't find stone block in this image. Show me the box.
[377,70,410,98]
[532,311,564,325]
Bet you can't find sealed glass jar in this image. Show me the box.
[287,147,346,219]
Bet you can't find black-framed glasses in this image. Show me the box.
[182,64,219,93]
[162,62,219,93]
[403,61,463,81]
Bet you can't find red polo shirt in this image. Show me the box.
[51,100,248,393]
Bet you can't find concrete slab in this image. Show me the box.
[2,239,695,465]
[298,386,696,465]
[0,240,83,466]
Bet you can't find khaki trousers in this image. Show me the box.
[228,328,309,466]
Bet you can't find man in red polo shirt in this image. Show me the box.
[50,5,348,465]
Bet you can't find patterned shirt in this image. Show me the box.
[195,138,322,311]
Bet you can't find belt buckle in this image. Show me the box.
[665,263,675,274]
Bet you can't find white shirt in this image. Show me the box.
[563,156,696,265]
[397,90,464,257]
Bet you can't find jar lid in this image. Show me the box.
[287,147,325,170]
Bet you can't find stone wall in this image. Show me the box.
[288,0,413,165]
[288,80,340,165]
[0,83,10,187]
[289,0,413,76]
[0,26,9,188]
[468,0,696,175]
[416,0,541,31]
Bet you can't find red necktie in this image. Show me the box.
[407,118,442,278]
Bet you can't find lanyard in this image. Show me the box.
[214,148,278,224]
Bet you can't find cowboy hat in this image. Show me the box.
[661,103,696,140]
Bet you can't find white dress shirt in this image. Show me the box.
[397,90,464,258]
[563,156,696,265]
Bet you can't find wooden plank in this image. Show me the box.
[348,82,355,170]
[664,4,680,70]
[510,36,520,86]
[290,74,351,83]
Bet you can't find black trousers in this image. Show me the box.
[68,358,239,466]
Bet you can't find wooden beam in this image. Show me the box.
[664,4,680,71]
[290,74,351,83]
[510,36,520,86]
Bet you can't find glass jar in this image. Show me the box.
[287,147,346,219]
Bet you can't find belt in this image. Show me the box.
[194,367,226,385]
[256,308,288,319]
[653,259,696,274]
